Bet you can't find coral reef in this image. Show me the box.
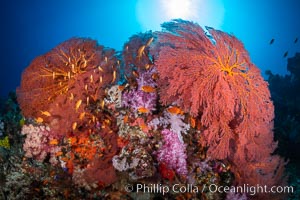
[0,20,287,200]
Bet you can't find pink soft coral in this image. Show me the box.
[21,124,61,165]
[156,129,187,176]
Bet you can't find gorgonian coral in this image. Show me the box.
[17,38,118,133]
[152,19,285,189]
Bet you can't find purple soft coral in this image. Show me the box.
[136,68,157,90]
[122,68,157,113]
[156,129,188,176]
[122,90,156,112]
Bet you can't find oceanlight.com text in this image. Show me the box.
[124,183,294,196]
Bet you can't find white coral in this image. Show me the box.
[148,111,190,143]
[104,85,122,108]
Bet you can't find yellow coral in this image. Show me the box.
[0,136,10,149]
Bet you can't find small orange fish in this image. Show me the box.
[104,119,111,125]
[151,73,159,80]
[75,99,82,111]
[72,122,77,130]
[118,85,125,91]
[55,151,63,156]
[69,93,74,101]
[49,139,59,145]
[132,70,139,78]
[190,117,196,128]
[167,106,184,115]
[137,45,146,59]
[86,97,89,106]
[138,107,149,113]
[144,64,151,70]
[52,72,56,80]
[123,115,129,123]
[146,37,154,47]
[141,85,156,93]
[79,112,85,120]
[112,70,117,83]
[35,117,44,123]
[98,66,104,72]
[101,99,105,109]
[41,111,51,117]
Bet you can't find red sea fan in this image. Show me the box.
[153,20,286,191]
[153,19,273,158]
[17,38,117,119]
[17,38,118,133]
